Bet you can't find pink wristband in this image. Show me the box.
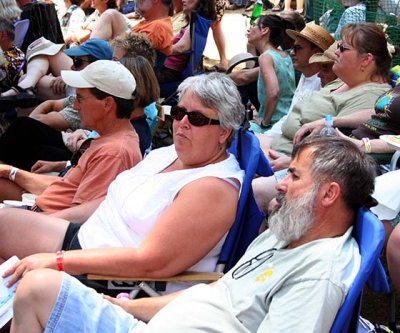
[56,250,65,271]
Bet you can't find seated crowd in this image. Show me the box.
[0,0,399,330]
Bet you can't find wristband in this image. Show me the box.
[362,138,372,153]
[9,167,18,181]
[56,250,65,271]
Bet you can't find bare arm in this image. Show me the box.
[9,177,239,284]
[229,67,259,86]
[50,197,105,223]
[258,53,279,125]
[0,165,59,195]
[104,281,217,322]
[29,99,69,130]
[170,28,190,55]
[293,108,375,145]
[336,129,396,154]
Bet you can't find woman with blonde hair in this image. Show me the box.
[0,0,21,22]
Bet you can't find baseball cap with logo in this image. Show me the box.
[64,39,113,60]
[26,37,64,62]
[61,60,136,100]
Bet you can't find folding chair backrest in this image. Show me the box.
[181,11,211,78]
[160,11,211,100]
[329,208,385,333]
[13,19,30,49]
[217,129,274,273]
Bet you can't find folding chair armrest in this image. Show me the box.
[87,271,223,282]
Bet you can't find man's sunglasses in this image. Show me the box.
[72,57,93,68]
[170,105,220,127]
[337,42,351,53]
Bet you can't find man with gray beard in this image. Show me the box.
[9,136,376,333]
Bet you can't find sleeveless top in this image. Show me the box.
[78,145,244,287]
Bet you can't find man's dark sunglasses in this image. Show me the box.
[170,105,220,127]
[72,56,95,68]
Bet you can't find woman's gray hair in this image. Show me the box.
[177,72,245,131]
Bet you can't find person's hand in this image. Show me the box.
[62,129,89,152]
[103,294,132,312]
[293,122,325,145]
[31,160,67,173]
[50,76,66,96]
[265,149,291,171]
[2,253,57,287]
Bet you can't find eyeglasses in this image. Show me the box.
[170,105,220,127]
[72,57,92,69]
[337,42,351,53]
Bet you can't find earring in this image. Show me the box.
[360,66,365,72]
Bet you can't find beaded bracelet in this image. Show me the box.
[362,138,372,153]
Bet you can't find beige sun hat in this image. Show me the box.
[309,41,338,64]
[286,23,335,51]
[26,37,65,62]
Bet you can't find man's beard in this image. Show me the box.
[268,184,318,244]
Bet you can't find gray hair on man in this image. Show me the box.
[177,72,245,132]
[292,135,376,211]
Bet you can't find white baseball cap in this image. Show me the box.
[61,60,136,100]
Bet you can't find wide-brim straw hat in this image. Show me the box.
[26,37,64,62]
[286,23,335,51]
[309,41,338,64]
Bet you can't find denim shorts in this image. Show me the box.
[44,273,147,333]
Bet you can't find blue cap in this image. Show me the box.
[64,39,113,60]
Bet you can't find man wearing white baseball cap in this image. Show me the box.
[0,60,141,213]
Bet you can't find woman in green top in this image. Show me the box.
[247,14,296,134]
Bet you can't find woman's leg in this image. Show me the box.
[387,224,400,291]
[284,0,291,11]
[11,269,63,333]
[0,208,69,261]
[211,20,228,71]
[90,9,128,41]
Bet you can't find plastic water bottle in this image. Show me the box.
[250,0,263,26]
[319,115,336,136]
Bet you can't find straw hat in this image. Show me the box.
[286,23,335,51]
[309,42,338,64]
[26,37,64,62]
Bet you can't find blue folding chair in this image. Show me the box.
[13,19,30,49]
[160,11,211,100]
[87,128,274,295]
[330,208,386,333]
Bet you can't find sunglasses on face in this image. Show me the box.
[72,57,92,68]
[170,105,220,127]
[337,42,351,53]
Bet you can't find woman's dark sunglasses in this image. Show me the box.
[337,42,351,53]
[72,57,92,68]
[170,105,220,127]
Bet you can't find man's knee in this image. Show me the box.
[15,269,63,306]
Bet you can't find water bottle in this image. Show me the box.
[250,0,263,26]
[319,115,336,136]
